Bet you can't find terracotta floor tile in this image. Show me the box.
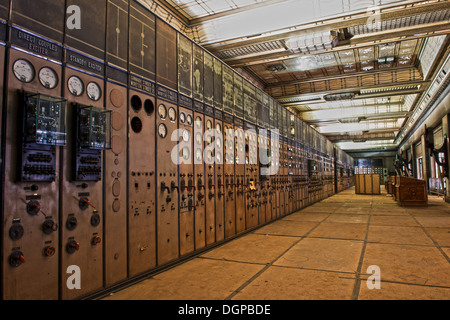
[273,238,364,273]
[104,258,264,300]
[281,212,329,222]
[361,243,450,287]
[367,225,434,246]
[308,222,368,240]
[200,234,300,264]
[414,216,450,228]
[253,220,319,237]
[232,266,355,300]
[327,214,369,224]
[370,215,420,227]
[425,227,450,247]
[358,281,450,300]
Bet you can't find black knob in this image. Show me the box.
[91,213,101,227]
[66,240,79,254]
[10,251,25,267]
[43,219,58,235]
[9,224,24,241]
[66,216,78,231]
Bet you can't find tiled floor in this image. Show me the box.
[103,187,450,300]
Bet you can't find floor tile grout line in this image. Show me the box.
[350,198,374,300]
[406,211,450,264]
[224,207,339,301]
[339,277,450,290]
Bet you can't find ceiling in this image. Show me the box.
[139,0,450,154]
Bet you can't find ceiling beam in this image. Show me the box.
[218,24,450,67]
[189,0,287,26]
[202,1,450,50]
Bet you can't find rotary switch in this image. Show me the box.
[9,224,24,241]
[43,246,56,257]
[91,236,102,246]
[10,251,26,267]
[66,240,80,254]
[42,219,58,235]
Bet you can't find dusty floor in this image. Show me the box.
[103,187,450,300]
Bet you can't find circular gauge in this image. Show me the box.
[168,107,177,122]
[216,152,222,164]
[246,156,249,165]
[195,116,202,129]
[195,149,202,162]
[38,67,58,89]
[206,120,212,130]
[206,150,213,163]
[67,75,84,97]
[158,123,167,138]
[179,112,186,124]
[216,123,221,132]
[182,129,190,142]
[87,82,102,101]
[158,104,167,120]
[182,147,190,160]
[13,59,35,83]
[216,137,222,149]
[186,114,193,125]
[195,132,202,145]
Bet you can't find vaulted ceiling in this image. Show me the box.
[139,0,450,154]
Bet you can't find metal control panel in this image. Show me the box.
[2,50,63,300]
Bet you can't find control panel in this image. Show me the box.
[178,106,195,256]
[128,89,157,276]
[156,91,179,265]
[2,50,63,300]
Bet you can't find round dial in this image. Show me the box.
[195,132,202,145]
[182,147,190,160]
[206,150,213,163]
[186,114,193,125]
[87,82,102,101]
[13,59,35,83]
[195,149,202,161]
[206,120,212,130]
[179,112,186,124]
[38,67,58,89]
[158,104,167,119]
[158,123,167,138]
[216,152,222,164]
[216,137,222,149]
[195,116,202,129]
[182,129,190,142]
[67,76,84,97]
[205,135,212,145]
[168,107,177,122]
[216,123,221,132]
